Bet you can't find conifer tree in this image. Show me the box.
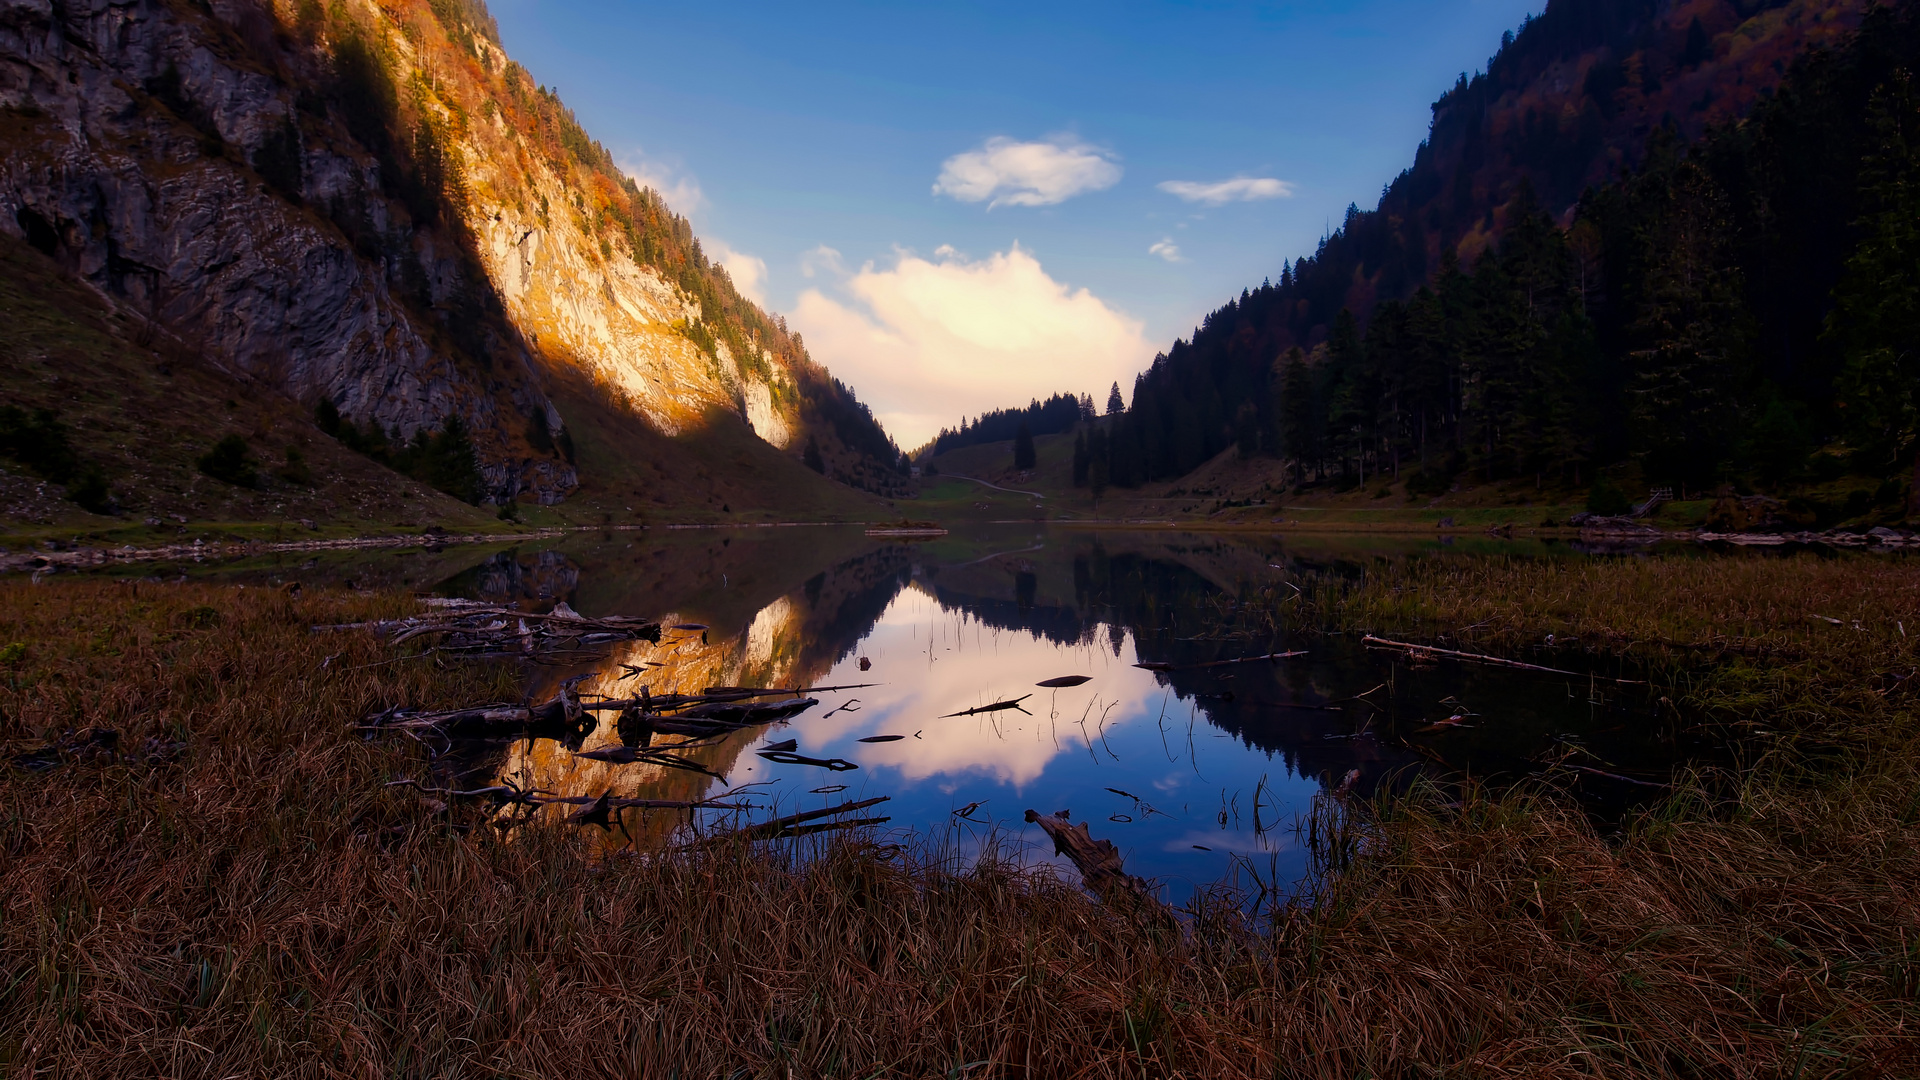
[1829,72,1920,510]
[1013,420,1036,471]
[1278,347,1315,485]
[1087,424,1110,502]
[1627,162,1749,491]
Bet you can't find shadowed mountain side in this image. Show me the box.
[0,0,904,529]
[0,232,503,534]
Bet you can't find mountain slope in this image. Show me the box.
[1278,0,1870,337]
[0,227,501,537]
[1083,0,1919,516]
[0,0,903,526]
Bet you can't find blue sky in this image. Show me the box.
[487,0,1543,445]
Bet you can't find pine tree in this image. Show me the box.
[1278,347,1314,485]
[421,415,483,503]
[1106,382,1125,416]
[1087,424,1110,502]
[1324,310,1368,484]
[1012,420,1036,471]
[1627,162,1749,491]
[1829,72,1920,510]
[1071,428,1090,486]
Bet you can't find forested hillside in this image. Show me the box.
[926,393,1089,458]
[1085,0,1918,515]
[1259,0,1869,343]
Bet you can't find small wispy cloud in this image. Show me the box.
[1157,176,1294,206]
[708,239,767,305]
[933,135,1122,209]
[619,151,705,215]
[1149,237,1186,263]
[799,244,844,280]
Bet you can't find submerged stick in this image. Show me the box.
[1361,635,1647,685]
[1564,764,1671,788]
[1133,651,1305,673]
[940,695,1032,718]
[697,796,892,844]
[1185,650,1308,669]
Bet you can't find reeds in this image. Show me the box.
[2,562,1917,1077]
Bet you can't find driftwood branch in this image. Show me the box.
[1023,810,1155,901]
[1361,635,1647,685]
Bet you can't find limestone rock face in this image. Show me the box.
[0,0,580,501]
[0,0,873,505]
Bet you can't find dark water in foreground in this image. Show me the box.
[406,525,1689,901]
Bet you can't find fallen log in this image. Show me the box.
[1361,635,1647,685]
[1023,810,1155,901]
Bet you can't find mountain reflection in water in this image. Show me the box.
[440,527,1673,897]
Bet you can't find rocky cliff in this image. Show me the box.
[0,0,903,509]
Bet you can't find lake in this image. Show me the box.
[406,524,1693,902]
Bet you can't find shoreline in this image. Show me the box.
[7,517,1918,574]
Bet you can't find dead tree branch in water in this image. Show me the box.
[1362,635,1647,685]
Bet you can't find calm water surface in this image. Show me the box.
[416,525,1686,900]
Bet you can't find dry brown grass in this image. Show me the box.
[1,561,1917,1077]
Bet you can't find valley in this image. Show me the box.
[4,0,1919,1076]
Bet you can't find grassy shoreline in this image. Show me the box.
[2,557,1917,1076]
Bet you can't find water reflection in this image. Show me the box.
[440,527,1677,897]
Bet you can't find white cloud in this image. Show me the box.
[708,240,767,305]
[1149,237,1186,263]
[618,152,705,215]
[1157,177,1294,206]
[933,136,1122,209]
[790,244,1154,447]
[799,244,843,279]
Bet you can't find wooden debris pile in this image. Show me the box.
[361,682,870,744]
[315,599,661,660]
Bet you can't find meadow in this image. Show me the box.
[1,552,1915,1077]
